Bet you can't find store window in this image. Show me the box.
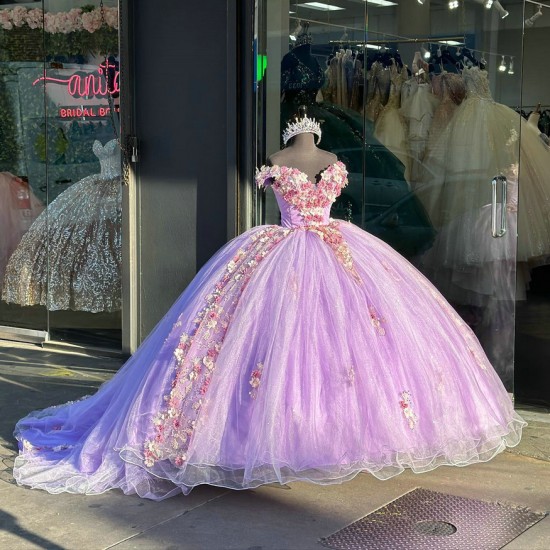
[0,1,121,349]
[254,1,538,393]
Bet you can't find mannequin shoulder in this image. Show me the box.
[319,150,339,165]
[268,150,286,166]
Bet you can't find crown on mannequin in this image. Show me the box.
[282,111,322,145]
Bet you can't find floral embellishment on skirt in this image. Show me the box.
[143,226,289,469]
[399,391,418,430]
[306,222,362,284]
[381,260,402,282]
[249,362,265,399]
[369,305,386,335]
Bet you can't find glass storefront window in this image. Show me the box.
[254,1,536,393]
[0,1,121,349]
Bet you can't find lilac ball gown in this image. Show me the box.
[13,161,525,500]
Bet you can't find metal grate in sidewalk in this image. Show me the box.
[320,487,547,550]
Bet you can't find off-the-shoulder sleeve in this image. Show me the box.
[330,161,349,190]
[255,165,280,188]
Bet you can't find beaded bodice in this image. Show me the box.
[463,67,492,101]
[93,139,121,178]
[256,161,348,228]
[432,73,466,106]
[281,46,325,107]
[385,64,406,109]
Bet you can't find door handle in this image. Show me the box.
[491,175,507,238]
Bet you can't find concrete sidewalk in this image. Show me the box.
[0,342,549,550]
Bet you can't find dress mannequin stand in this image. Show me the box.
[268,133,337,183]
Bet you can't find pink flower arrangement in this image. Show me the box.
[0,6,118,33]
[256,161,348,225]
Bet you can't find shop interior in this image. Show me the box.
[256,0,550,406]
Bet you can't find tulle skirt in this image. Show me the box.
[13,222,525,500]
[419,201,518,307]
[374,104,411,182]
[2,174,121,312]
[420,97,550,263]
[517,119,550,263]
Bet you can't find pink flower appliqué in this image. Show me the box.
[369,305,386,335]
[249,362,265,399]
[256,162,348,225]
[399,391,418,429]
[143,226,290,469]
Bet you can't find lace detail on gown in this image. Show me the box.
[374,64,410,180]
[2,139,122,312]
[463,66,492,100]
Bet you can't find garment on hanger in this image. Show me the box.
[365,62,390,122]
[419,67,550,265]
[374,63,411,182]
[419,166,520,385]
[399,73,439,186]
[349,57,364,112]
[2,139,122,312]
[280,43,409,185]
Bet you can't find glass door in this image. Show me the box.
[363,0,524,394]
[515,0,550,406]
[0,0,49,342]
[0,1,122,350]
[255,0,525,393]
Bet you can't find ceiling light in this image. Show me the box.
[485,0,493,8]
[417,0,425,4]
[365,44,382,50]
[421,45,431,60]
[508,56,514,74]
[493,1,509,18]
[439,40,463,46]
[525,4,543,27]
[449,1,459,9]
[296,2,345,11]
[498,55,507,72]
[365,0,398,6]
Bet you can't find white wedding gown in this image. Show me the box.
[421,66,550,264]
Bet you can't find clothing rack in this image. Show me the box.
[525,0,550,8]
[290,15,516,63]
[516,105,550,110]
[289,15,362,33]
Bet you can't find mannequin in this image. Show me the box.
[268,133,337,183]
[268,107,337,183]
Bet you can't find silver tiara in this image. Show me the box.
[282,114,322,145]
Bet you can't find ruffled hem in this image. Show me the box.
[13,414,525,501]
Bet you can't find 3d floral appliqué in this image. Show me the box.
[249,362,265,399]
[399,391,418,430]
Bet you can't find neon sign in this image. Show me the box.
[33,61,119,99]
[58,105,119,119]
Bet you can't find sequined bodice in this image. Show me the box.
[256,162,348,228]
[432,73,466,105]
[281,47,325,95]
[93,139,121,178]
[463,67,492,100]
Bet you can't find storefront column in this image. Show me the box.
[121,0,237,351]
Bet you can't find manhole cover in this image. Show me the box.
[415,520,457,536]
[320,488,547,550]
